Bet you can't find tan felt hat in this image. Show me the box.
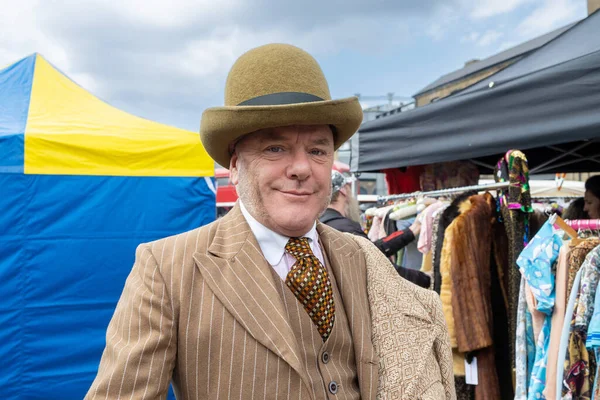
[200,43,363,168]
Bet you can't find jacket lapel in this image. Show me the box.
[192,205,309,393]
[318,224,379,400]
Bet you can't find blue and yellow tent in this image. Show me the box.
[0,54,215,398]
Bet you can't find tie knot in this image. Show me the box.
[285,237,314,260]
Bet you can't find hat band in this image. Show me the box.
[238,92,324,106]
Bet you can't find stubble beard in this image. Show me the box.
[236,165,267,222]
[236,163,332,228]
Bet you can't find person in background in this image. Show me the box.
[320,170,430,288]
[563,197,589,220]
[584,175,600,219]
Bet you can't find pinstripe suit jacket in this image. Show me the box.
[86,204,454,400]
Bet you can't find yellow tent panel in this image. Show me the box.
[24,55,212,177]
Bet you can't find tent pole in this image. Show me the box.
[530,141,594,173]
[468,159,496,172]
[533,154,600,174]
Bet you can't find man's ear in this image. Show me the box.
[229,153,240,185]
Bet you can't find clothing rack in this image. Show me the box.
[532,196,582,201]
[377,181,511,204]
[566,219,600,231]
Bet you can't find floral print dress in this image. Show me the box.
[562,245,600,399]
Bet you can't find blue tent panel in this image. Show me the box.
[0,54,35,173]
[0,174,215,398]
[0,308,22,399]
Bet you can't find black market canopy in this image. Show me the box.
[350,10,600,174]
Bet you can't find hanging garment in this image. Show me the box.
[525,281,546,346]
[417,201,447,254]
[433,192,477,294]
[568,240,600,296]
[439,221,472,398]
[526,307,536,388]
[396,217,422,269]
[383,207,398,238]
[368,215,382,241]
[450,193,512,400]
[389,204,418,220]
[585,247,600,348]
[544,245,570,400]
[382,166,423,194]
[420,251,434,290]
[441,225,459,349]
[496,150,534,375]
[515,276,536,400]
[516,219,564,400]
[419,161,479,192]
[377,211,388,240]
[453,377,475,400]
[562,245,600,399]
[429,204,448,293]
[492,215,511,313]
[586,248,600,400]
[557,268,584,398]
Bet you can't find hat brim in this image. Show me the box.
[200,96,363,168]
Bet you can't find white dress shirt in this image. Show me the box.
[239,201,325,280]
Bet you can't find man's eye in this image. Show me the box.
[267,146,283,153]
[310,149,326,156]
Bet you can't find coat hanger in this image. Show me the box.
[549,214,582,247]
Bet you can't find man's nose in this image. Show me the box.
[286,150,311,180]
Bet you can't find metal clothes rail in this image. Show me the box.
[566,219,600,231]
[377,182,511,204]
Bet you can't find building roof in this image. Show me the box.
[414,22,578,97]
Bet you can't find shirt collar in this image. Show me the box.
[239,201,318,265]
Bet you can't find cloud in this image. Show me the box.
[461,32,481,43]
[469,0,531,19]
[427,24,446,41]
[424,4,462,41]
[2,0,453,130]
[477,30,504,46]
[516,0,582,38]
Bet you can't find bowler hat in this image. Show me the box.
[200,43,363,167]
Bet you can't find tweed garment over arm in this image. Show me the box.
[348,234,457,400]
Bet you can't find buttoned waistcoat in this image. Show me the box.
[86,204,455,400]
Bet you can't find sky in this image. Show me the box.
[0,0,589,132]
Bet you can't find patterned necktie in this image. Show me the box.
[285,237,335,341]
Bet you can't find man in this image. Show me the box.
[321,171,430,288]
[86,43,454,399]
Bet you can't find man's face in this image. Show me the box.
[230,125,335,237]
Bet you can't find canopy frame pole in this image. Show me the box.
[468,159,496,172]
[546,144,599,160]
[530,140,594,173]
[534,154,600,174]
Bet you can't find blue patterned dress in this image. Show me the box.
[517,220,564,399]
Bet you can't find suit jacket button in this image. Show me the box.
[322,351,330,364]
[328,381,338,394]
